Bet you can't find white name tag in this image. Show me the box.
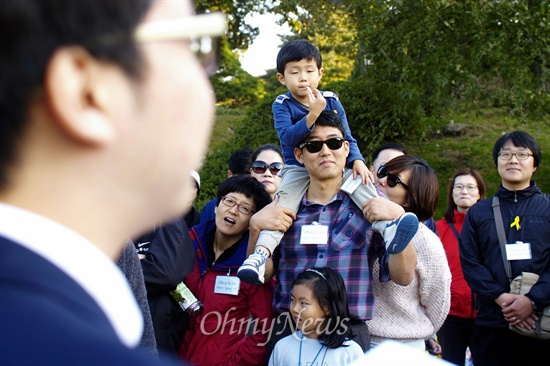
[341,174,362,195]
[300,223,328,245]
[214,275,240,296]
[505,241,532,261]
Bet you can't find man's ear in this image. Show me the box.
[344,141,350,158]
[294,147,304,164]
[44,47,115,146]
[276,73,286,86]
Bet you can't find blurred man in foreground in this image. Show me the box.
[0,1,225,364]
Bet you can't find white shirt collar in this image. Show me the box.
[0,202,143,347]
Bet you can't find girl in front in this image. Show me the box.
[269,267,364,365]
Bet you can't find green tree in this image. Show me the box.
[211,38,266,107]
[196,0,280,107]
[272,0,549,146]
[272,0,357,83]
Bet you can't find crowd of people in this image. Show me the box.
[1,1,548,366]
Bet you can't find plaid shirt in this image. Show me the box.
[273,191,389,320]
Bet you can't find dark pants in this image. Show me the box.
[472,325,548,365]
[437,315,475,365]
[265,312,370,362]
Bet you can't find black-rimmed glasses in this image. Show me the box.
[220,196,254,215]
[251,161,283,175]
[135,12,226,76]
[497,152,533,161]
[298,137,344,154]
[377,165,408,190]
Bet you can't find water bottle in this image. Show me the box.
[171,282,204,317]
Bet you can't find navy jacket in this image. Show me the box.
[459,183,550,328]
[135,216,196,354]
[0,236,184,366]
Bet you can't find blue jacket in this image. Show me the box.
[459,183,550,328]
[0,236,184,366]
[273,91,365,167]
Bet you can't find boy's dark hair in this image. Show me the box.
[383,155,439,221]
[276,39,322,74]
[293,267,355,349]
[0,0,151,189]
[216,175,272,213]
[228,148,254,175]
[250,144,283,164]
[492,131,542,168]
[443,168,486,223]
[371,143,407,165]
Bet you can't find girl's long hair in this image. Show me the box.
[292,267,355,348]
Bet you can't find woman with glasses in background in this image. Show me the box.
[249,144,284,199]
[435,168,486,366]
[177,175,274,366]
[365,155,451,353]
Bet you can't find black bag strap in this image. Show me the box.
[492,196,512,282]
[447,219,460,240]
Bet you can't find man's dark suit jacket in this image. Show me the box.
[0,236,184,365]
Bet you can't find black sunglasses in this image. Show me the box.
[298,137,345,154]
[251,161,283,175]
[377,165,408,190]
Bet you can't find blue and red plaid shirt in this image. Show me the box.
[273,191,390,320]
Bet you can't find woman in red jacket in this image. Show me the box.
[178,175,274,366]
[435,168,486,366]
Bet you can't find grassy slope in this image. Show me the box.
[211,108,549,220]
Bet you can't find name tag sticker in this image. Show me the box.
[214,276,240,296]
[341,175,362,195]
[505,241,532,261]
[300,224,328,245]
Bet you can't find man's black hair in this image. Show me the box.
[228,148,254,175]
[0,0,152,189]
[492,131,542,168]
[297,110,346,148]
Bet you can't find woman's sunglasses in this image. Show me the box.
[251,161,283,175]
[298,137,344,154]
[377,165,408,190]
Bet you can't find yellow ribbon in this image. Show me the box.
[510,216,521,230]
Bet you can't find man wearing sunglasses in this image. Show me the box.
[0,1,225,365]
[263,111,419,353]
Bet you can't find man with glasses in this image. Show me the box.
[0,1,225,364]
[459,131,549,364]
[261,110,419,353]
